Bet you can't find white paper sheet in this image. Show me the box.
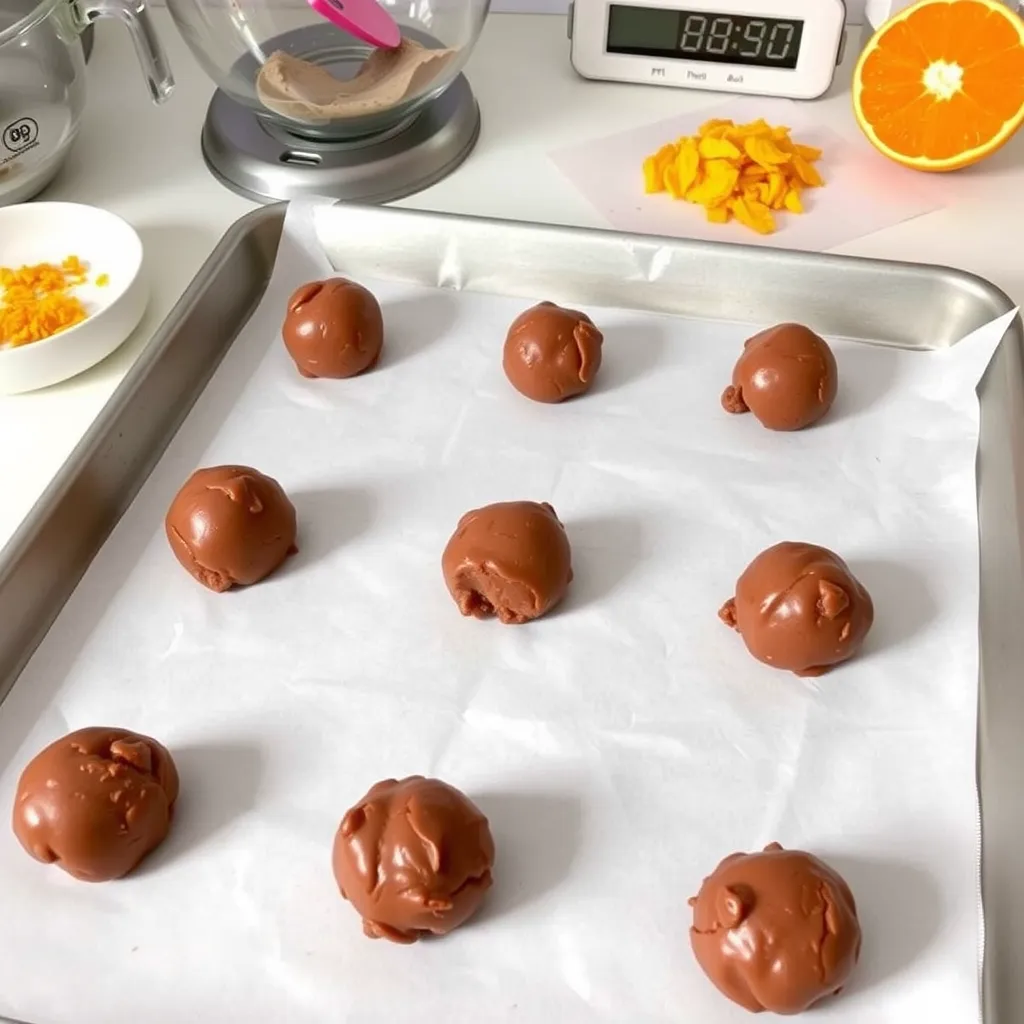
[549,98,952,252]
[0,200,1016,1024]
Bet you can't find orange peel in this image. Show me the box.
[641,118,825,235]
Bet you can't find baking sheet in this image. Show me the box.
[0,199,1016,1024]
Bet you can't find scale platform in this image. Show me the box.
[202,35,480,206]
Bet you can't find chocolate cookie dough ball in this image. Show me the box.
[690,843,861,1014]
[165,465,297,593]
[12,727,179,882]
[719,542,873,677]
[333,776,495,943]
[503,301,603,403]
[442,500,573,624]
[282,277,384,379]
[722,323,838,431]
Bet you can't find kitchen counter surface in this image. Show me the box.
[1,10,1022,551]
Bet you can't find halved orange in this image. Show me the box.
[853,0,1024,171]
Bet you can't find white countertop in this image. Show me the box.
[1,10,1022,552]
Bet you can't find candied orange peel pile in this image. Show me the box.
[642,117,825,235]
[0,256,95,349]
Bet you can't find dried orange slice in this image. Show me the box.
[853,0,1024,171]
[640,119,824,234]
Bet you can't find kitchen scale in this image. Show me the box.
[171,0,488,216]
[202,81,479,206]
[568,0,847,99]
[200,25,481,205]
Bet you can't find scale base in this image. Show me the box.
[201,74,480,205]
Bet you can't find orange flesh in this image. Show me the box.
[855,0,1024,167]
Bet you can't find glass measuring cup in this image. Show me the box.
[0,0,174,205]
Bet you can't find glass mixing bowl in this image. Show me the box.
[166,0,490,139]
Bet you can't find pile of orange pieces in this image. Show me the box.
[0,256,92,348]
[642,118,825,235]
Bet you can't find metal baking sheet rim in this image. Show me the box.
[0,202,1020,1024]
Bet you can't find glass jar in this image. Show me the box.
[0,0,173,205]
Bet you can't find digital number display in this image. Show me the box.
[606,6,804,70]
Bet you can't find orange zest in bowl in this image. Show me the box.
[853,0,1024,172]
[0,256,92,348]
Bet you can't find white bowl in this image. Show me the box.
[0,202,147,395]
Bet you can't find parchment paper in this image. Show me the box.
[550,97,953,252]
[0,199,1016,1024]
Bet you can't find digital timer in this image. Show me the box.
[568,0,846,100]
[607,7,805,70]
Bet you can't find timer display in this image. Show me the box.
[606,5,805,70]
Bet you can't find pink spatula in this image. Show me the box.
[307,0,402,49]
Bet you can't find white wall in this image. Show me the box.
[146,0,869,24]
[490,0,867,24]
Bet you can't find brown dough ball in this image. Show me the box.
[12,726,179,882]
[503,301,603,403]
[333,776,495,943]
[719,541,874,677]
[442,500,573,624]
[282,277,383,379]
[722,323,838,431]
[690,843,861,1014]
[165,465,297,593]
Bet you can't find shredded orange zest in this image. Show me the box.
[641,118,826,235]
[0,255,91,348]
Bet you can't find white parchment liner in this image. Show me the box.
[0,199,1015,1024]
